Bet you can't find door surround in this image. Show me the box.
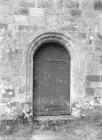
[26,31,75,115]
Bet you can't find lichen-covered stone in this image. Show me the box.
[72,96,102,118]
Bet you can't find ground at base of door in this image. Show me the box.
[0,107,102,140]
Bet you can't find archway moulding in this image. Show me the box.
[26,31,76,108]
[27,31,77,59]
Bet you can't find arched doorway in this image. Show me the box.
[26,32,75,116]
[33,42,70,116]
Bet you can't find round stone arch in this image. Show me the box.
[26,31,76,114]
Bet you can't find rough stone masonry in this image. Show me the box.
[0,0,102,119]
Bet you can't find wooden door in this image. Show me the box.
[33,42,70,116]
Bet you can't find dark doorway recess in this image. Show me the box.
[33,42,70,116]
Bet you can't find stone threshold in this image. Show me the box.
[35,115,74,122]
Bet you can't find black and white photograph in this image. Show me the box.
[0,0,101,139]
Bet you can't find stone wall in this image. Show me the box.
[0,0,102,119]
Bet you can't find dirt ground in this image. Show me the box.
[0,107,102,140]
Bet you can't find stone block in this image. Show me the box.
[95,88,102,97]
[99,55,102,63]
[70,8,82,17]
[29,8,44,16]
[77,32,87,39]
[14,7,29,15]
[0,23,7,29]
[6,15,14,24]
[1,77,11,82]
[61,0,79,9]
[94,39,102,50]
[0,14,7,24]
[14,15,28,25]
[100,75,102,81]
[0,5,10,14]
[19,0,35,8]
[94,0,102,11]
[86,75,100,82]
[80,0,94,11]
[97,32,102,40]
[27,0,53,8]
[90,82,102,88]
[19,85,25,94]
[85,87,95,96]
[61,26,77,32]
[45,13,59,26]
[28,15,45,26]
[18,25,35,32]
